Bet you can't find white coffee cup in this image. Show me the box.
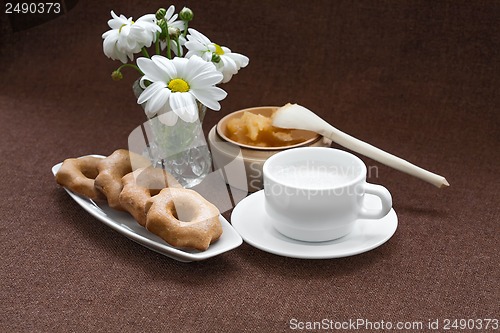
[263,147,392,242]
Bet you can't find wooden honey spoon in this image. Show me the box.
[272,103,449,188]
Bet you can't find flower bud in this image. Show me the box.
[111,70,123,81]
[168,27,181,40]
[155,8,166,20]
[179,7,194,21]
[158,18,168,39]
[211,53,221,63]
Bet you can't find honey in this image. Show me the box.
[226,111,306,147]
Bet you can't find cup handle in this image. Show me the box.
[358,183,392,220]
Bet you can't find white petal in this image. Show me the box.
[182,56,211,81]
[143,104,156,118]
[145,87,170,115]
[178,35,187,46]
[170,57,189,78]
[206,87,227,101]
[189,70,223,88]
[187,28,212,45]
[169,40,184,56]
[220,56,238,74]
[115,46,128,63]
[208,44,217,53]
[117,50,128,63]
[137,81,166,104]
[101,29,115,39]
[184,41,208,52]
[221,72,233,83]
[169,93,198,123]
[108,11,128,29]
[137,58,166,82]
[168,13,179,24]
[136,13,157,23]
[190,75,223,89]
[165,5,175,20]
[158,111,178,126]
[190,87,227,111]
[102,34,118,57]
[226,52,249,68]
[151,55,177,80]
[184,50,197,58]
[169,20,185,31]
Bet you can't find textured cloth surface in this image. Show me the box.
[1,1,498,332]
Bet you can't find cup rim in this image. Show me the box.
[263,147,367,190]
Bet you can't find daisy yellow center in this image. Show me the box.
[167,78,190,93]
[214,43,225,55]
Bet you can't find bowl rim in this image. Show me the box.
[216,106,322,151]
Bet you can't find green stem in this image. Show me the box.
[155,32,160,55]
[175,36,181,56]
[162,17,172,59]
[141,47,150,58]
[183,21,189,37]
[165,33,172,59]
[117,63,143,75]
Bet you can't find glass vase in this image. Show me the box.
[132,80,212,188]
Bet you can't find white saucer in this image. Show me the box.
[231,190,398,259]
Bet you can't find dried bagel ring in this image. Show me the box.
[94,149,150,210]
[145,188,223,251]
[119,167,180,226]
[55,156,105,200]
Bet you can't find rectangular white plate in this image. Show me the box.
[52,158,242,262]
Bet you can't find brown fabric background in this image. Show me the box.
[1,1,498,332]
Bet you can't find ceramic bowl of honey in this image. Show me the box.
[208,106,332,192]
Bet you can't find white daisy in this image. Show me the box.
[185,28,249,83]
[102,11,161,63]
[136,55,227,123]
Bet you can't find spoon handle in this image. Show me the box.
[320,124,449,188]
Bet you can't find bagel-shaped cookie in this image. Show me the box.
[94,149,150,210]
[119,167,180,226]
[56,156,105,200]
[145,188,222,251]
